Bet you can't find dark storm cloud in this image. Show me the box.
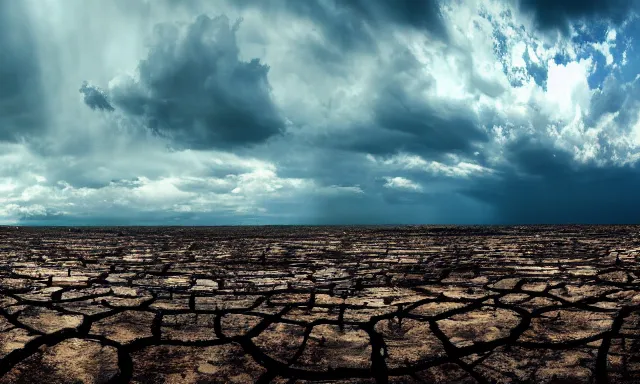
[464,139,640,224]
[232,0,447,53]
[107,14,284,149]
[373,84,488,154]
[467,165,640,224]
[348,0,446,35]
[323,0,448,41]
[307,44,490,160]
[79,82,114,112]
[329,85,489,160]
[517,0,637,34]
[504,139,577,178]
[311,190,491,225]
[0,1,46,142]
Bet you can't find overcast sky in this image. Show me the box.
[2,0,640,225]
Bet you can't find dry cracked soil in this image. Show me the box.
[1,225,640,383]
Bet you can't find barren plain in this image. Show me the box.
[1,225,640,383]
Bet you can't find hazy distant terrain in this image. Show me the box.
[1,226,640,383]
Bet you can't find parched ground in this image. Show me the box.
[1,225,640,383]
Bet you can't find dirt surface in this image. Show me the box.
[1,225,640,383]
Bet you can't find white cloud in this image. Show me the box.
[592,41,615,66]
[383,176,423,191]
[511,41,528,68]
[368,153,494,179]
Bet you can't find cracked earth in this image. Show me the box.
[1,226,640,383]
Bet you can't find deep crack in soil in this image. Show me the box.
[1,225,640,383]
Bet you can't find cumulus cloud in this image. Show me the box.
[0,144,320,224]
[105,14,284,149]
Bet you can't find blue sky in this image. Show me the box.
[2,0,640,225]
